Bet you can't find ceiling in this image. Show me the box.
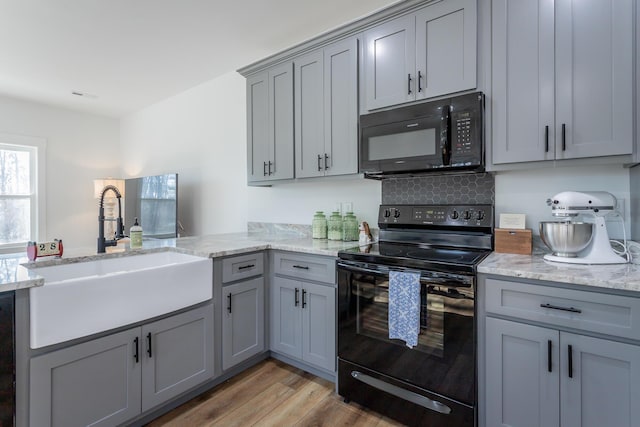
[0,0,399,118]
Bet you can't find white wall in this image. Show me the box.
[495,164,631,239]
[0,95,120,249]
[120,71,382,234]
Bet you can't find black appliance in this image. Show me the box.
[359,92,484,178]
[0,292,14,426]
[337,204,493,426]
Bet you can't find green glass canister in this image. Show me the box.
[312,211,327,239]
[328,211,343,241]
[342,212,359,241]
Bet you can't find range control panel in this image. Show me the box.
[379,204,493,228]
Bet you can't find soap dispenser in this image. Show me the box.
[130,218,143,249]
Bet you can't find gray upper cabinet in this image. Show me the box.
[362,0,477,112]
[246,62,294,183]
[492,0,633,165]
[295,37,358,178]
[221,277,265,370]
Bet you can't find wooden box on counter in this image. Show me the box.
[495,228,532,255]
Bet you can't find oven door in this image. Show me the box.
[359,107,450,174]
[337,260,475,406]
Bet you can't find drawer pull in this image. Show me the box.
[293,265,309,270]
[238,264,255,271]
[540,303,582,314]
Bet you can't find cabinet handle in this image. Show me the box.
[407,74,412,95]
[562,123,566,151]
[146,332,152,358]
[418,70,423,93]
[324,153,329,170]
[238,264,255,270]
[293,264,309,270]
[263,161,268,176]
[568,344,573,378]
[544,125,549,152]
[134,337,139,363]
[295,287,299,307]
[540,303,582,314]
[318,154,322,171]
[268,161,273,175]
[227,293,232,314]
[302,289,307,309]
[547,340,552,373]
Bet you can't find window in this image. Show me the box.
[0,134,45,253]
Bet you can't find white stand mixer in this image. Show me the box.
[542,191,627,265]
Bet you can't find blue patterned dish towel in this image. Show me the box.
[388,270,421,348]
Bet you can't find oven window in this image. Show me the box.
[367,128,436,161]
[352,272,450,357]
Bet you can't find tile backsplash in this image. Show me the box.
[381,173,495,205]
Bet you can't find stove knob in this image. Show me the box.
[450,210,459,220]
[477,210,485,221]
[393,210,401,218]
[464,211,471,220]
[384,209,391,218]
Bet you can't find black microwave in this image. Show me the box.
[359,92,484,177]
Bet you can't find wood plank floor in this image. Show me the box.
[146,358,404,427]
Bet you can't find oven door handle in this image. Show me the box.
[337,262,472,287]
[351,371,452,415]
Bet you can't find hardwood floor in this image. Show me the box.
[146,358,404,427]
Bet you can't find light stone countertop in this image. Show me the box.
[0,232,364,293]
[478,251,640,294]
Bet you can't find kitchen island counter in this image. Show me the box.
[0,231,364,292]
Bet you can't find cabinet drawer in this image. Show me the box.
[222,252,264,283]
[485,278,640,340]
[273,252,336,284]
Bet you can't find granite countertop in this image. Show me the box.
[0,231,364,293]
[478,250,640,294]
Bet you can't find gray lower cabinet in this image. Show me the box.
[221,277,265,370]
[29,304,213,427]
[481,275,640,427]
[294,36,358,178]
[271,276,336,373]
[246,62,294,183]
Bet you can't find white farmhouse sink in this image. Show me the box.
[29,251,212,349]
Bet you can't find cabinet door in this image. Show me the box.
[268,62,294,180]
[30,328,142,427]
[301,283,336,372]
[295,50,325,178]
[142,304,214,412]
[555,0,633,160]
[271,277,303,359]
[415,0,476,100]
[246,71,270,182]
[485,317,559,427]
[363,14,415,110]
[222,278,265,370]
[491,0,555,164]
[560,332,640,427]
[324,37,358,176]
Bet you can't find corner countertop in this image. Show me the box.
[478,250,640,294]
[0,232,364,293]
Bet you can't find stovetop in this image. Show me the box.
[338,204,494,274]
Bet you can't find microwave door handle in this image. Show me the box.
[440,105,451,166]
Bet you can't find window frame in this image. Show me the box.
[0,133,46,254]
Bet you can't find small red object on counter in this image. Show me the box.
[27,240,64,261]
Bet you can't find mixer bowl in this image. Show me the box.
[539,221,594,257]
